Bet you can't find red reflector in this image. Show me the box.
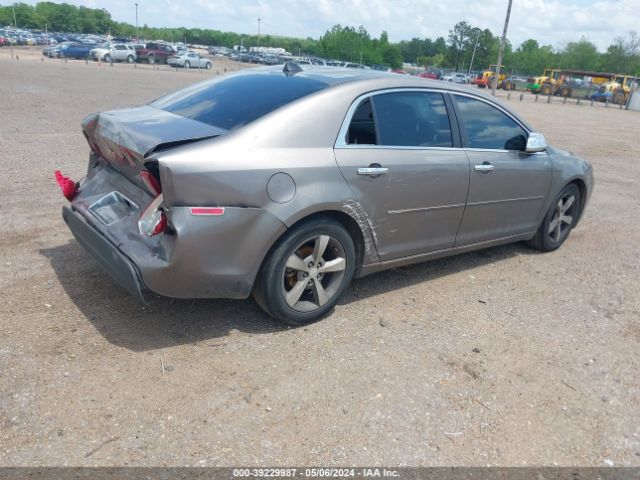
[190,207,225,216]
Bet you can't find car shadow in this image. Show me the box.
[342,242,537,306]
[40,240,537,352]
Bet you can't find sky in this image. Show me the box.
[19,0,640,50]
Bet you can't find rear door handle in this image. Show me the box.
[357,167,389,176]
[474,163,495,173]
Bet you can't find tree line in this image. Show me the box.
[2,2,639,75]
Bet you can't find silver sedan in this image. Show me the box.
[167,52,212,69]
[60,65,594,325]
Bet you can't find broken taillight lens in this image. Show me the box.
[138,194,167,237]
[54,170,78,201]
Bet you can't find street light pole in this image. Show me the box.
[12,5,17,27]
[257,18,261,50]
[135,3,139,42]
[492,0,513,96]
[468,32,480,76]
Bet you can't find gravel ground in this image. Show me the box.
[1,47,639,467]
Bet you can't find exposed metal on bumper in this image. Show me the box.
[62,206,148,301]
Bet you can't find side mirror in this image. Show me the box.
[526,132,547,153]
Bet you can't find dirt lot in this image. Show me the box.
[1,47,639,467]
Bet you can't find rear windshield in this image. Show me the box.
[150,73,329,130]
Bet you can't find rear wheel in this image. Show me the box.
[126,55,134,64]
[541,83,553,96]
[205,62,212,69]
[184,60,190,69]
[253,218,356,325]
[104,54,111,63]
[557,85,571,97]
[612,90,627,105]
[528,184,581,252]
[147,54,155,64]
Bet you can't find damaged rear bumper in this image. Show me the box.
[62,206,149,302]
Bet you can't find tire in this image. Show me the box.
[528,183,581,252]
[253,218,356,326]
[205,62,212,69]
[147,54,155,64]
[612,90,627,105]
[541,83,553,96]
[184,60,190,69]
[126,55,134,64]
[104,54,111,63]
[558,85,571,97]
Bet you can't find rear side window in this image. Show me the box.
[346,91,453,147]
[151,73,329,130]
[454,95,527,150]
[347,99,376,145]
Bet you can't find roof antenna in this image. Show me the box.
[283,62,303,76]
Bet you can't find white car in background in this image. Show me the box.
[167,51,212,69]
[441,72,469,84]
[91,43,137,63]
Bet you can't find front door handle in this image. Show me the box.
[474,163,495,173]
[358,166,389,176]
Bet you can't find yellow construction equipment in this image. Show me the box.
[473,65,507,89]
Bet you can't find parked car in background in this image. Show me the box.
[442,72,469,84]
[419,71,439,80]
[135,42,177,64]
[59,65,593,325]
[59,42,96,59]
[167,51,212,69]
[91,43,137,63]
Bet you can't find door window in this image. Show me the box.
[373,92,452,147]
[346,92,453,147]
[454,95,527,151]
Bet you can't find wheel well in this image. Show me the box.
[568,178,587,224]
[256,210,367,288]
[289,211,366,273]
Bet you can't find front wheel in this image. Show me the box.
[147,54,155,64]
[126,55,134,64]
[205,62,212,69]
[253,218,356,325]
[184,60,190,68]
[104,54,111,63]
[528,183,581,252]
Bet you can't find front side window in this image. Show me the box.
[454,95,527,150]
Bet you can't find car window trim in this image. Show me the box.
[335,88,462,150]
[451,92,531,153]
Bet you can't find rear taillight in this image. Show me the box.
[138,194,167,237]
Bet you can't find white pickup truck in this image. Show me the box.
[90,43,137,63]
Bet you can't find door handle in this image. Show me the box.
[357,167,389,176]
[474,163,495,173]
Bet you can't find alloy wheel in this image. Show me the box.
[548,193,577,243]
[281,234,347,312]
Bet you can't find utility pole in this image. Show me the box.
[492,0,513,96]
[257,18,261,50]
[135,3,139,42]
[12,5,17,27]
[468,32,480,75]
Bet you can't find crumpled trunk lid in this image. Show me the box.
[82,105,226,188]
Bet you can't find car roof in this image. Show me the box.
[249,65,495,99]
